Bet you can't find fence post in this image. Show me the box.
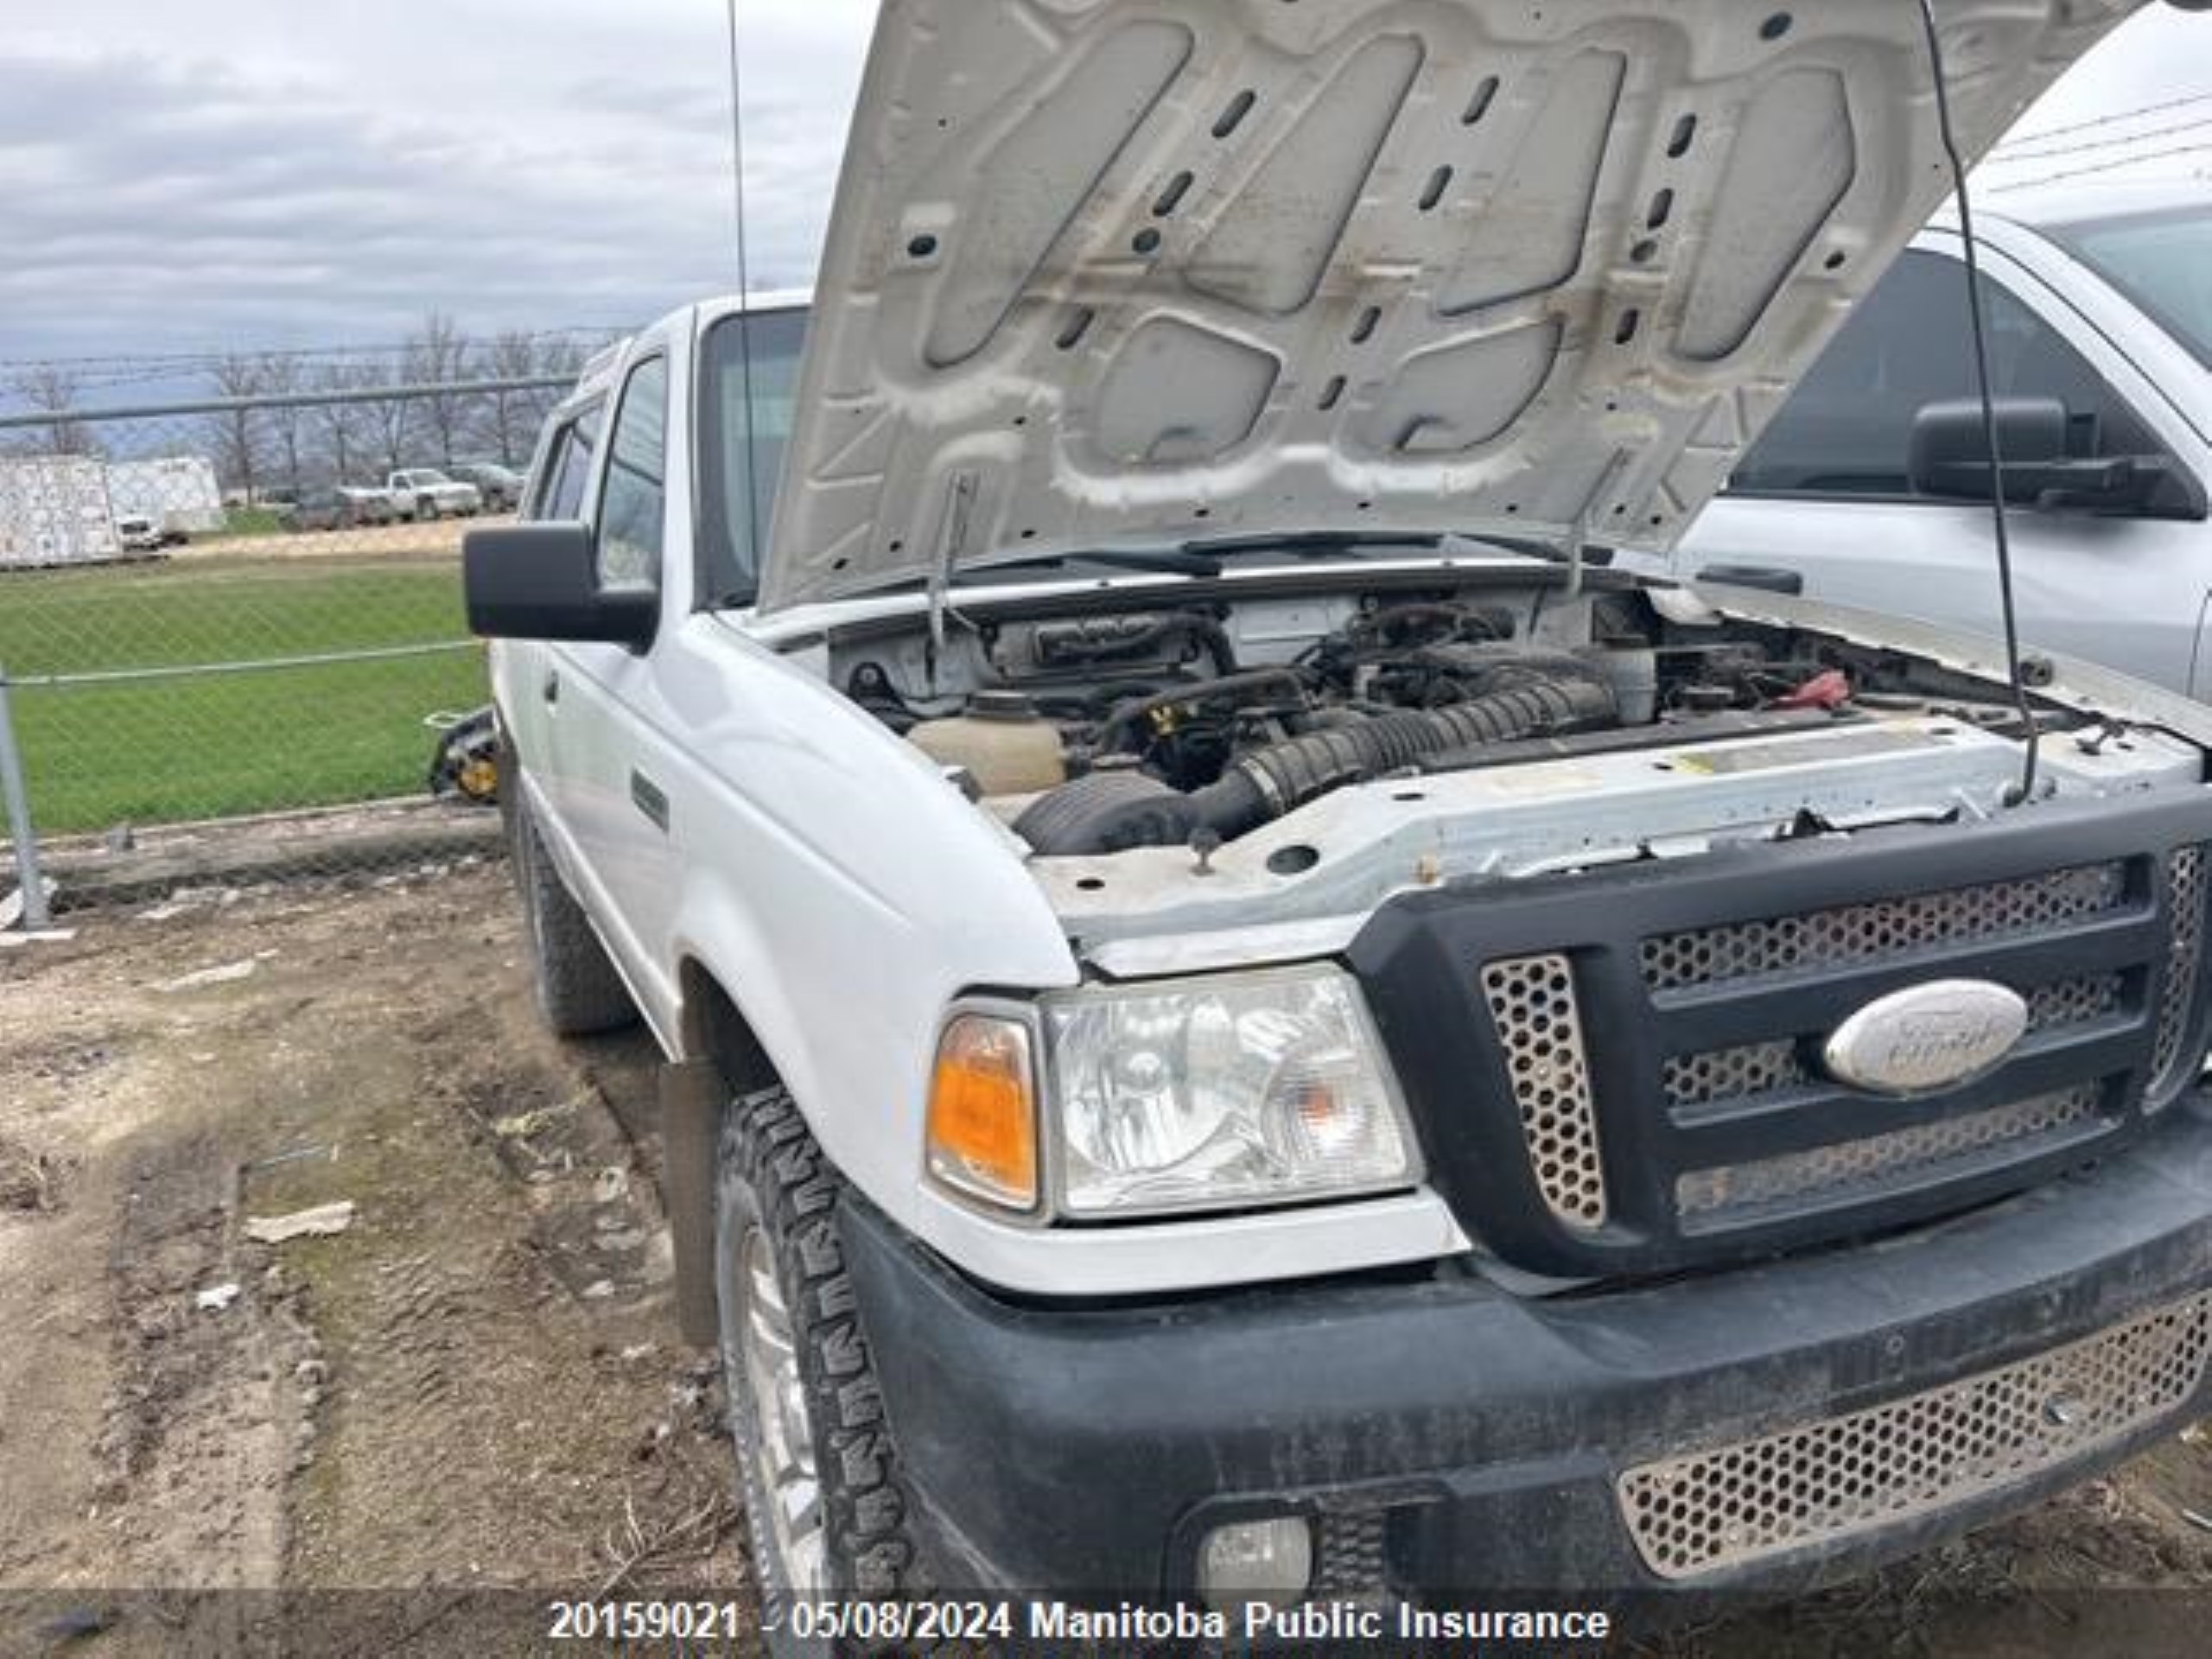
[0,664,52,932]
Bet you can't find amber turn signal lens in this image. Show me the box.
[926,1014,1039,1211]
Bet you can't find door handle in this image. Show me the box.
[542,671,560,706]
[1696,563,1805,596]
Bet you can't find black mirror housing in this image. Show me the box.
[464,523,658,650]
[1909,396,2069,499]
[1908,396,2196,517]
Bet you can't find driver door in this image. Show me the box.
[1675,245,2210,696]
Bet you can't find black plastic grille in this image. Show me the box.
[1675,1084,2108,1224]
[1642,863,2127,994]
[1351,802,2212,1281]
[1661,973,2126,1111]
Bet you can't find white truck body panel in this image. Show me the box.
[105,455,226,537]
[0,454,121,568]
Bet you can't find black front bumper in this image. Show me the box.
[845,1099,2212,1599]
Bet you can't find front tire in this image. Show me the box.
[715,1088,931,1640]
[511,798,637,1036]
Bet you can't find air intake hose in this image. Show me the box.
[1190,671,1618,839]
[1016,667,1617,855]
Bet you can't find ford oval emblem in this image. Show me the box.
[1822,980,2029,1096]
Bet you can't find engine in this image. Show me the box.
[832,587,2046,860]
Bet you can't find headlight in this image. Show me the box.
[1041,964,1419,1218]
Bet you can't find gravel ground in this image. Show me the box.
[3,868,2209,1655]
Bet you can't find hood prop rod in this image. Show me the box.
[1916,0,2041,808]
[925,469,981,687]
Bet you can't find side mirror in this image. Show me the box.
[1908,396,2180,515]
[464,523,658,649]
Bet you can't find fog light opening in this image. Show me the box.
[1198,1516,1313,1614]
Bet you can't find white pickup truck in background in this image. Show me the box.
[385,467,482,521]
[1644,180,2212,696]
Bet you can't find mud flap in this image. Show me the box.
[659,1058,722,1347]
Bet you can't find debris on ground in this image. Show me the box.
[158,958,260,994]
[426,706,502,807]
[0,1136,68,1213]
[0,876,60,931]
[244,1201,356,1243]
[194,1283,241,1313]
[490,1102,575,1141]
[0,928,79,950]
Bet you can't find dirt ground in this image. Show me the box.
[4,867,2212,1655]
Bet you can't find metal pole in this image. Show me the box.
[0,664,51,932]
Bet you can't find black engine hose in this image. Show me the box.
[1096,667,1315,750]
[1189,671,1617,838]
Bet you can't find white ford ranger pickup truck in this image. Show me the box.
[463,0,2212,1624]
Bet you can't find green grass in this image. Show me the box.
[1,553,487,833]
[209,506,290,540]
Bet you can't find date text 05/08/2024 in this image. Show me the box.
[543,1599,1618,1647]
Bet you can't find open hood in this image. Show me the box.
[759,0,2142,613]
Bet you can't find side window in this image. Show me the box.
[596,359,669,589]
[1732,251,2161,498]
[530,403,603,522]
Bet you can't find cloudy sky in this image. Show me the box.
[1,1,2207,389]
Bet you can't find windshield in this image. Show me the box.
[2046,203,2212,369]
[699,306,808,607]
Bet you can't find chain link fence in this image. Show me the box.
[0,373,580,922]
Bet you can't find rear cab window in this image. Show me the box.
[531,401,606,522]
[595,356,671,590]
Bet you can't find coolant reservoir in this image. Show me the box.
[910,692,1067,797]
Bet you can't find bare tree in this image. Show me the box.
[205,355,267,502]
[479,329,545,466]
[10,364,95,456]
[360,357,417,479]
[402,310,473,467]
[256,353,310,492]
[308,361,370,486]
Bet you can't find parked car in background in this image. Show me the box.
[340,486,397,524]
[281,486,391,532]
[113,513,164,554]
[385,467,483,521]
[1647,181,2212,696]
[447,461,524,512]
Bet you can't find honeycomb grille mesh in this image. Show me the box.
[1642,864,2127,993]
[1618,1293,2212,1580]
[2151,846,2209,1100]
[1312,1509,1389,1598]
[1662,976,2124,1110]
[1663,1040,1803,1109]
[1481,955,1606,1229]
[1675,1085,2106,1223]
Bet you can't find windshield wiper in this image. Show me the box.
[1185,530,1445,558]
[1184,528,1581,565]
[952,547,1226,582]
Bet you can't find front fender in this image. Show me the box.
[656,614,1077,1255]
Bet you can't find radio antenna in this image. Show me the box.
[724,0,768,572]
[1916,0,2042,807]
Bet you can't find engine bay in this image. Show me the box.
[803,568,2206,948]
